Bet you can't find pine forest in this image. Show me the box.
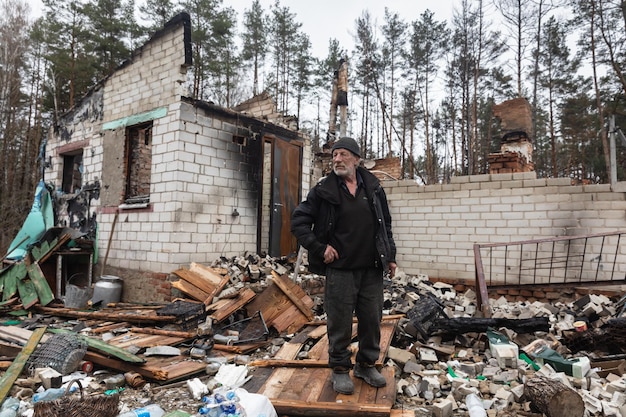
[1,0,626,252]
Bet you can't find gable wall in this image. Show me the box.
[46,19,266,301]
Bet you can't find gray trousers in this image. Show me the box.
[324,266,383,370]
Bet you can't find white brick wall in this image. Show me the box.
[384,172,626,282]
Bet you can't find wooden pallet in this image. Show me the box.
[245,317,400,417]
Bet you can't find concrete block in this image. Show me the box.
[418,347,438,363]
[495,387,514,405]
[35,367,62,389]
[387,346,417,365]
[490,343,518,369]
[582,391,603,414]
[607,379,626,394]
[403,360,424,375]
[432,399,454,417]
[510,383,525,401]
[611,391,626,407]
[602,401,621,417]
[403,383,420,397]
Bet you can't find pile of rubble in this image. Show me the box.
[382,269,626,417]
[1,251,626,417]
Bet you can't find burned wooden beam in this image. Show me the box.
[430,316,550,335]
[561,317,626,354]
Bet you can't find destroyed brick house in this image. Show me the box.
[34,12,309,304]
[5,9,626,417]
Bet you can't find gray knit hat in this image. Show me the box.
[331,137,361,158]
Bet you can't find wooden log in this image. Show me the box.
[34,306,178,323]
[524,375,584,417]
[430,316,549,335]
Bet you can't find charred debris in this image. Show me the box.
[1,234,626,416]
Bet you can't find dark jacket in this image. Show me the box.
[291,167,396,275]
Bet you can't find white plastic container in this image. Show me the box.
[466,393,487,417]
[117,404,164,417]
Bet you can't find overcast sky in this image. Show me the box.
[228,0,457,58]
[29,0,457,59]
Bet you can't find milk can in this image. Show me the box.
[92,275,123,306]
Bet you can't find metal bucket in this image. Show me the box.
[92,275,123,307]
[64,274,92,309]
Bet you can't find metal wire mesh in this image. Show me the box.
[28,333,87,374]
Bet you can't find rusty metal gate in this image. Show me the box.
[474,231,626,315]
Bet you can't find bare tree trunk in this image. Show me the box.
[590,0,611,182]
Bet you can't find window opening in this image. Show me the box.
[61,151,83,193]
[125,122,152,204]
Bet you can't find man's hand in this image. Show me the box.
[388,262,397,278]
[324,244,339,264]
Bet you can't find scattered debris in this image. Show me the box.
[1,249,626,416]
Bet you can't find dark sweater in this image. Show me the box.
[328,181,378,269]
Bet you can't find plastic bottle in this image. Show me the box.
[465,393,487,417]
[32,386,75,403]
[117,404,165,417]
[0,397,19,417]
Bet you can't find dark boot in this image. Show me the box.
[353,363,386,388]
[331,369,354,394]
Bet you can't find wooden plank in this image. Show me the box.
[208,288,256,322]
[245,283,313,334]
[0,325,50,349]
[307,324,357,361]
[377,319,398,365]
[47,328,145,363]
[375,367,397,405]
[107,333,182,349]
[129,327,196,339]
[356,375,379,405]
[171,279,210,302]
[390,410,417,417]
[16,278,38,309]
[257,367,295,399]
[303,367,330,403]
[0,326,46,404]
[271,271,315,321]
[307,324,328,339]
[276,368,312,401]
[2,263,24,301]
[212,341,267,354]
[204,273,231,306]
[35,306,178,324]
[27,262,54,306]
[249,359,327,368]
[273,341,304,360]
[90,322,131,334]
[37,234,70,264]
[172,269,216,295]
[189,262,226,286]
[269,399,391,417]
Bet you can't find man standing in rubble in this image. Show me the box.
[291,137,397,395]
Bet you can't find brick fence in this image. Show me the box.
[383,172,626,283]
